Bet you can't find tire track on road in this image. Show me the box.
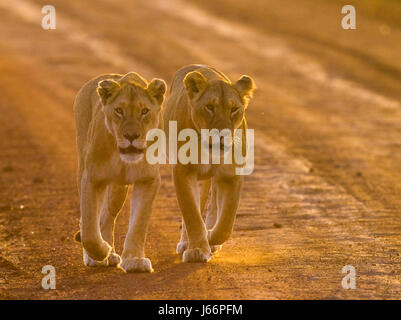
[1,0,401,298]
[153,0,399,110]
[0,0,154,78]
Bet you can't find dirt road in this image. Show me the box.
[0,0,401,299]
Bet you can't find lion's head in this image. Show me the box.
[97,72,166,163]
[183,71,255,154]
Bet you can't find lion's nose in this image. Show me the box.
[124,133,140,143]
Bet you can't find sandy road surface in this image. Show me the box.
[0,0,401,299]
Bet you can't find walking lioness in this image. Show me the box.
[164,65,255,262]
[73,72,166,272]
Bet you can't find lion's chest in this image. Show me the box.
[96,154,153,185]
[114,163,146,185]
[196,165,216,180]
[121,164,141,184]
[196,163,237,180]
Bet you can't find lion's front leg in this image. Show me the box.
[176,218,189,255]
[204,180,221,253]
[208,176,243,246]
[177,179,211,255]
[173,166,211,263]
[83,184,128,267]
[205,179,217,230]
[120,176,160,273]
[80,171,112,262]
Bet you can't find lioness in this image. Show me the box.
[73,72,166,272]
[163,64,255,262]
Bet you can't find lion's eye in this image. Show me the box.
[141,108,150,116]
[231,107,240,114]
[205,104,214,113]
[114,107,124,117]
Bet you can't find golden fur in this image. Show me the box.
[73,72,166,272]
[163,64,255,262]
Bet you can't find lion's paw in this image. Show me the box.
[82,238,112,262]
[84,250,107,267]
[83,250,121,267]
[182,248,211,263]
[176,241,188,255]
[211,244,222,253]
[107,252,122,267]
[120,257,153,273]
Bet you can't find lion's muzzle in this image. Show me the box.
[117,138,146,163]
[119,145,145,155]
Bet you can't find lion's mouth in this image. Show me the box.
[119,146,145,155]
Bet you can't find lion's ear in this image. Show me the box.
[234,75,255,103]
[147,78,167,105]
[184,71,208,99]
[97,79,120,105]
